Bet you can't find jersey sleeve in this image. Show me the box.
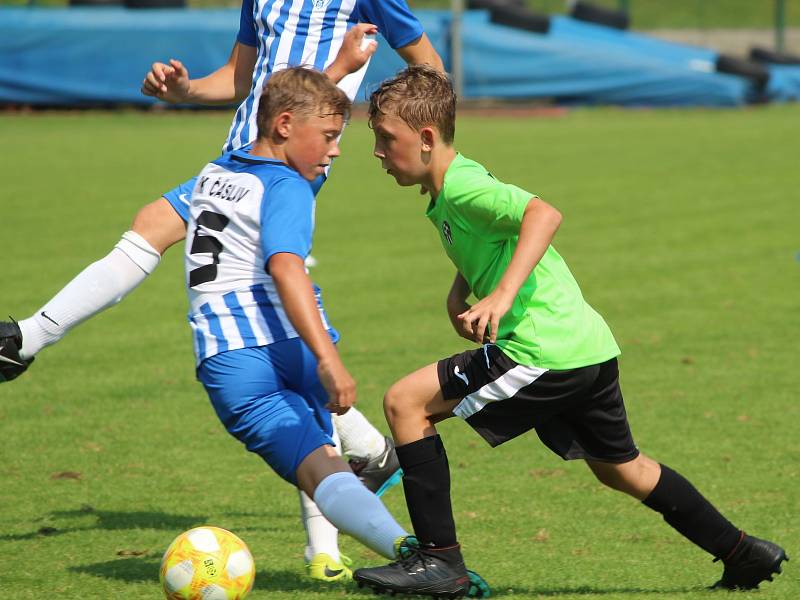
[260,177,314,267]
[237,0,258,47]
[356,0,424,50]
[456,178,535,241]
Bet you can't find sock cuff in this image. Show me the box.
[642,463,674,510]
[115,230,161,274]
[396,434,447,470]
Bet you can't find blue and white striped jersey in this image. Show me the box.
[185,150,337,364]
[222,0,424,153]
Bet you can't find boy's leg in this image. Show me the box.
[4,193,188,366]
[566,359,787,590]
[295,445,407,559]
[201,343,408,561]
[354,362,473,598]
[588,455,788,589]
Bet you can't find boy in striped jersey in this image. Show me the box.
[184,64,415,570]
[352,66,787,597]
[1,0,442,582]
[182,66,488,598]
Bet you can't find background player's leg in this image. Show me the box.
[298,426,350,582]
[334,408,402,495]
[16,198,183,359]
[333,408,387,461]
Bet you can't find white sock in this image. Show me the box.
[299,490,340,563]
[18,231,161,359]
[313,471,407,559]
[333,407,387,460]
[298,427,341,563]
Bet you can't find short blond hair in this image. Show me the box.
[368,65,456,143]
[256,67,351,138]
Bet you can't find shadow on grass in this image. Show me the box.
[70,556,161,584]
[471,582,704,596]
[0,509,206,541]
[71,558,356,594]
[71,560,704,596]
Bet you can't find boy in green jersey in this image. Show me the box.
[352,65,787,598]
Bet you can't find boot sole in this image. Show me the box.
[355,577,468,599]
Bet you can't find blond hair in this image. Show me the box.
[368,65,456,143]
[256,67,351,138]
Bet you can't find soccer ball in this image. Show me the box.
[159,526,255,600]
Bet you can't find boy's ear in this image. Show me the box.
[420,126,435,152]
[274,111,294,140]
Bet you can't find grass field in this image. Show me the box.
[1,104,798,599]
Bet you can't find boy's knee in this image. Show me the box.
[383,382,414,425]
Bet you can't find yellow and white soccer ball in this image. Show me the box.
[159,526,255,600]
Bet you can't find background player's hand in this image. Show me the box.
[327,23,378,82]
[458,290,513,344]
[318,355,357,415]
[141,59,191,103]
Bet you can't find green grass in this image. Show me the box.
[1,105,798,599]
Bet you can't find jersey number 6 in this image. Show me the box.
[189,210,230,288]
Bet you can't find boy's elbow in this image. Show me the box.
[528,198,562,229]
[550,206,563,229]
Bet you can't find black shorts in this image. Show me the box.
[437,345,638,463]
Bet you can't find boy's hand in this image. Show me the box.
[458,290,514,344]
[326,23,378,83]
[448,300,481,342]
[318,355,357,415]
[141,59,191,103]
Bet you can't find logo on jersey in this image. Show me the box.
[442,220,453,245]
[313,0,331,10]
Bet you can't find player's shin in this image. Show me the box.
[313,471,406,559]
[642,463,741,558]
[395,434,458,548]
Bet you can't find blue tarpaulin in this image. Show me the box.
[0,7,793,107]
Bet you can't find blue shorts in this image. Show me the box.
[197,339,334,485]
[164,171,327,223]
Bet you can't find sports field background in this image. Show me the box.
[1,105,798,599]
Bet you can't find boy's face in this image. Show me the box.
[372,114,429,187]
[284,112,344,181]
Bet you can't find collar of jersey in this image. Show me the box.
[230,148,289,167]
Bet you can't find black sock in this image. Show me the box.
[643,463,742,559]
[396,434,458,548]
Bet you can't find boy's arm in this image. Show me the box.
[269,252,356,414]
[447,272,480,342]
[395,33,444,72]
[459,198,563,344]
[141,41,257,105]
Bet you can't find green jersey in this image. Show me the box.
[426,154,620,369]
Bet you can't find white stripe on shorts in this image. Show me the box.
[453,363,550,420]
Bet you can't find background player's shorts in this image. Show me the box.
[162,163,327,224]
[437,345,638,463]
[198,338,334,484]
